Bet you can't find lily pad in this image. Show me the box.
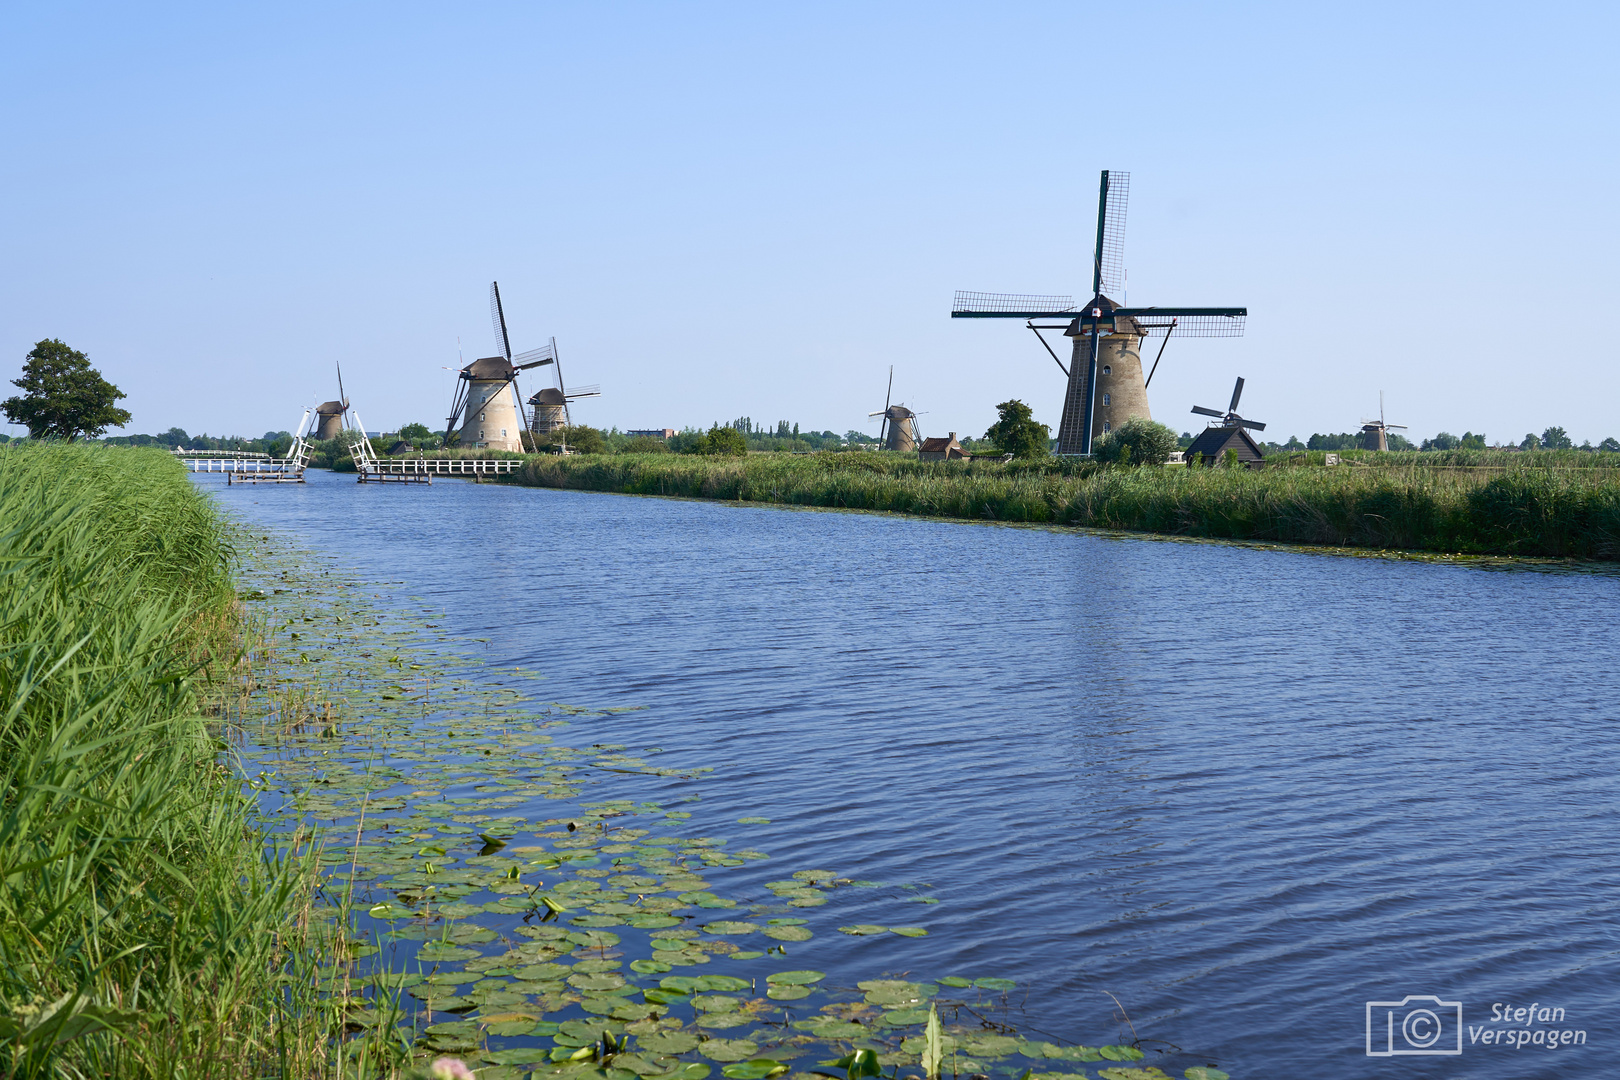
[694,975,751,992]
[838,925,888,936]
[698,1039,759,1062]
[765,970,824,985]
[937,976,972,988]
[630,960,673,975]
[974,977,1017,991]
[720,1061,788,1079]
[765,984,810,1000]
[736,818,771,825]
[764,918,807,925]
[637,1031,702,1055]
[485,1048,551,1065]
[692,994,741,1013]
[1098,1046,1145,1062]
[888,927,928,938]
[1183,1069,1229,1080]
[649,1065,711,1080]
[703,921,759,935]
[1097,1070,1169,1080]
[764,926,812,942]
[964,1036,1020,1058]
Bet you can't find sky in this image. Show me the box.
[3,1,1617,445]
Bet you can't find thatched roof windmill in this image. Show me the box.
[1185,377,1268,465]
[1360,393,1408,451]
[445,282,556,451]
[868,366,922,452]
[314,363,350,440]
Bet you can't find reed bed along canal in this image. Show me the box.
[212,469,1620,1080]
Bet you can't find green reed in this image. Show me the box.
[0,443,363,1078]
[511,452,1620,559]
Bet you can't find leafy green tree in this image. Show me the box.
[1541,426,1572,450]
[622,435,671,454]
[1422,432,1459,450]
[398,422,434,445]
[1094,417,1179,465]
[703,423,747,456]
[2,339,131,440]
[984,399,1049,458]
[1519,433,1539,450]
[1601,437,1620,453]
[1458,431,1486,450]
[556,425,607,454]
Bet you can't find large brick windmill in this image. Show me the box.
[952,171,1248,455]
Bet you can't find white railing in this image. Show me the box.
[346,411,522,483]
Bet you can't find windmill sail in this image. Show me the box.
[1092,169,1129,297]
[491,281,513,360]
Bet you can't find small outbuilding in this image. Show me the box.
[1184,425,1265,466]
[918,431,969,461]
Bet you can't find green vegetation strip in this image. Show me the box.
[507,451,1620,560]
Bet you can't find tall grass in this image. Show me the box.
[0,444,329,1077]
[512,452,1620,558]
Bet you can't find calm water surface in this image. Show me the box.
[208,469,1620,1079]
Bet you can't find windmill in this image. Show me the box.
[1184,377,1268,466]
[1360,392,1407,451]
[524,338,601,440]
[868,366,922,452]
[444,282,557,451]
[951,170,1247,455]
[313,362,350,440]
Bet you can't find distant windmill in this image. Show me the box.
[951,170,1247,455]
[445,282,557,451]
[1185,377,1268,466]
[868,366,922,452]
[523,338,601,439]
[314,362,350,440]
[1360,392,1408,451]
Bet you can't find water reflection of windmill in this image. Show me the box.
[868,366,923,452]
[1360,392,1407,451]
[314,363,350,440]
[444,282,560,451]
[951,169,1247,455]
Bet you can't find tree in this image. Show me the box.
[1094,417,1179,465]
[399,422,434,445]
[557,425,607,454]
[1422,432,1460,451]
[2,339,131,440]
[1458,431,1486,450]
[1541,426,1572,450]
[701,423,748,456]
[1519,433,1539,450]
[984,400,1049,458]
[1601,437,1620,453]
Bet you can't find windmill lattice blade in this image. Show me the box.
[1128,312,1246,337]
[1237,419,1267,431]
[1387,424,1409,430]
[953,291,1077,315]
[1190,406,1224,418]
[1229,377,1245,412]
[1094,170,1129,297]
[513,342,556,366]
[564,384,601,398]
[867,410,886,417]
[490,281,513,360]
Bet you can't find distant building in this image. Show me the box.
[627,428,676,439]
[1184,425,1265,466]
[918,432,969,462]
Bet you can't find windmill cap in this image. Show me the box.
[315,400,346,415]
[888,405,914,418]
[464,356,517,380]
[529,387,567,405]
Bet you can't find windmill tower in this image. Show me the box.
[868,366,921,452]
[522,338,601,438]
[1184,377,1268,465]
[952,170,1247,455]
[1360,393,1408,451]
[445,282,557,451]
[313,363,350,440]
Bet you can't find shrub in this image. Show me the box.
[1094,418,1179,466]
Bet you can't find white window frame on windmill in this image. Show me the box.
[1102,365,1112,376]
[1103,393,1111,406]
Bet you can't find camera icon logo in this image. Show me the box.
[1366,995,1463,1056]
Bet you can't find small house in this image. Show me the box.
[1184,425,1265,466]
[918,431,969,462]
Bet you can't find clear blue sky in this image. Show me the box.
[3,2,1616,445]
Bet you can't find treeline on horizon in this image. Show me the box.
[56,420,1620,457]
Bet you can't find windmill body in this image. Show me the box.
[876,405,919,452]
[456,356,527,451]
[314,362,352,440]
[1360,394,1407,451]
[952,170,1246,455]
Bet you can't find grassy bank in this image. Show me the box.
[0,445,323,1077]
[511,453,1620,559]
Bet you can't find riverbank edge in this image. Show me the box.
[505,454,1620,561]
[0,444,330,1077]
